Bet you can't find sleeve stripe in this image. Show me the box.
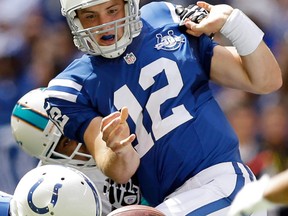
[48,79,82,91]
[45,90,78,103]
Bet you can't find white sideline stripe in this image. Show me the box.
[45,90,77,103]
[48,79,82,91]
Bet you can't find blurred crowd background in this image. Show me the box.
[0,0,287,215]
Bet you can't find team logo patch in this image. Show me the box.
[155,30,185,51]
[27,178,62,214]
[124,52,137,64]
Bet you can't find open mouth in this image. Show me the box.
[101,34,115,40]
[100,34,116,45]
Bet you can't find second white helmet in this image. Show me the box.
[10,165,102,216]
[10,88,96,169]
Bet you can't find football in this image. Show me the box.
[107,205,165,216]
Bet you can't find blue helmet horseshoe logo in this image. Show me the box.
[27,178,62,214]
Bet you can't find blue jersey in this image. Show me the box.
[45,2,242,206]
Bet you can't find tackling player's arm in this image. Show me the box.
[84,107,140,184]
[263,170,288,204]
[228,170,288,216]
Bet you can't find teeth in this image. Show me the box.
[101,35,115,40]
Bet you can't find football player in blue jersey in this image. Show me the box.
[0,164,102,216]
[44,0,282,215]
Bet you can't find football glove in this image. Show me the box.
[103,176,141,210]
[175,4,209,32]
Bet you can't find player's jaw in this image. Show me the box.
[97,29,124,46]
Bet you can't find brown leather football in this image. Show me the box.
[107,205,165,216]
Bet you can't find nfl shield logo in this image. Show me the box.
[124,52,137,64]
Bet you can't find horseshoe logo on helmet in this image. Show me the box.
[27,178,62,214]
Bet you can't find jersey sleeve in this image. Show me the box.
[140,2,181,27]
[199,35,218,78]
[45,55,99,143]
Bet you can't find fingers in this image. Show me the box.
[106,126,136,153]
[183,2,222,37]
[196,1,213,12]
[101,111,121,131]
[184,21,206,37]
[101,107,135,153]
[101,107,129,136]
[101,116,120,142]
[180,1,213,37]
[120,107,129,124]
[114,134,136,153]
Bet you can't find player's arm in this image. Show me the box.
[182,1,282,94]
[84,107,140,184]
[228,170,288,216]
[264,170,288,204]
[210,42,281,94]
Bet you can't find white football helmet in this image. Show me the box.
[10,88,96,169]
[60,0,142,58]
[10,165,102,216]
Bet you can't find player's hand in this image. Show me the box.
[183,1,233,37]
[228,175,273,216]
[101,107,136,154]
[176,4,209,28]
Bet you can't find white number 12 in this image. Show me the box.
[114,57,193,157]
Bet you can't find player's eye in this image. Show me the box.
[85,13,97,20]
[107,7,119,16]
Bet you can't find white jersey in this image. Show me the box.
[78,168,112,215]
